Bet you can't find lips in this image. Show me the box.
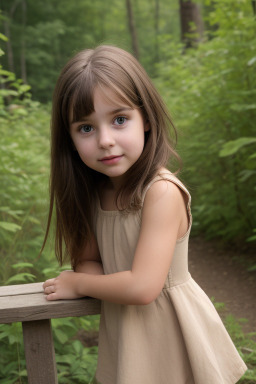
[99,155,123,165]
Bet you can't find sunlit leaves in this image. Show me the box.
[219,138,256,157]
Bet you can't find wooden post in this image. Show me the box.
[0,282,101,383]
[22,319,58,384]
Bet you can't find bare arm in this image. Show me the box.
[75,260,104,275]
[43,181,188,304]
[74,234,104,275]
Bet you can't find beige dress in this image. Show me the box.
[94,173,247,384]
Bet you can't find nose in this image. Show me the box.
[98,126,115,148]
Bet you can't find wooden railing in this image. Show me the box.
[0,283,101,384]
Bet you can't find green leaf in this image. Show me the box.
[230,104,256,112]
[219,138,256,157]
[5,273,36,284]
[12,262,34,269]
[247,235,256,242]
[0,221,22,233]
[55,354,75,364]
[19,84,31,93]
[247,264,256,271]
[239,170,256,183]
[0,331,9,340]
[54,329,69,344]
[72,340,83,355]
[247,56,256,66]
[0,33,8,42]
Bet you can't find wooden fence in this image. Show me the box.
[0,282,101,383]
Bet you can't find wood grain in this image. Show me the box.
[0,283,101,383]
[23,319,58,384]
[0,282,44,297]
[0,283,101,324]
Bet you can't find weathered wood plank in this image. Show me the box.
[23,319,58,384]
[0,282,44,297]
[0,292,101,323]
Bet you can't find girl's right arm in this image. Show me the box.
[44,180,187,303]
[74,234,104,275]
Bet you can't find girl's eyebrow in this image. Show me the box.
[70,107,133,124]
[108,107,133,115]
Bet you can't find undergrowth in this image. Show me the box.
[212,299,256,383]
[0,315,100,384]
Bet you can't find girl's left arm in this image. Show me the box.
[43,180,188,304]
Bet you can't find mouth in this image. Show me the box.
[99,155,123,165]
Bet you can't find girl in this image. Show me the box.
[43,45,247,384]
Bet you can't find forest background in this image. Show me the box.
[0,0,255,383]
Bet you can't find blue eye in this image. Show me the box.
[115,116,127,125]
[80,124,93,133]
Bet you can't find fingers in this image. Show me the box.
[43,278,57,299]
[44,285,56,294]
[43,278,56,289]
[45,292,58,301]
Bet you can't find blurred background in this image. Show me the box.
[0,0,255,383]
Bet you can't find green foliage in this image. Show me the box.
[0,323,26,384]
[0,316,99,383]
[211,299,256,383]
[0,0,180,102]
[156,0,256,243]
[219,138,256,158]
[0,36,31,111]
[224,315,256,383]
[53,317,99,383]
[0,104,50,284]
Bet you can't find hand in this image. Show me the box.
[43,270,84,301]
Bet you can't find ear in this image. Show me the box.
[144,120,150,132]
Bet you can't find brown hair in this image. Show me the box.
[42,45,181,267]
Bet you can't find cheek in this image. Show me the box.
[124,130,145,153]
[75,142,94,163]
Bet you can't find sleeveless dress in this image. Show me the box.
[93,172,247,384]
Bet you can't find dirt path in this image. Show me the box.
[188,237,256,334]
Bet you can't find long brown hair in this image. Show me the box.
[42,45,181,267]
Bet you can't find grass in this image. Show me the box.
[212,299,256,383]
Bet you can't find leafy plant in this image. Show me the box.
[224,315,256,384]
[0,316,100,384]
[156,0,256,244]
[211,299,256,383]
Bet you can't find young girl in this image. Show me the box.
[43,45,247,384]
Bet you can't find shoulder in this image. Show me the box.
[145,178,182,204]
[138,171,188,246]
[142,170,185,220]
[144,169,184,206]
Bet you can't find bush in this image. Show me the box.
[156,0,256,243]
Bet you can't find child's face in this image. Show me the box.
[69,87,149,189]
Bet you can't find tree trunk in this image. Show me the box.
[179,0,204,48]
[154,0,160,63]
[125,0,139,60]
[20,0,27,83]
[3,17,15,73]
[252,0,256,15]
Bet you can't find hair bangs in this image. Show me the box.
[98,82,136,111]
[93,61,140,109]
[69,71,97,124]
